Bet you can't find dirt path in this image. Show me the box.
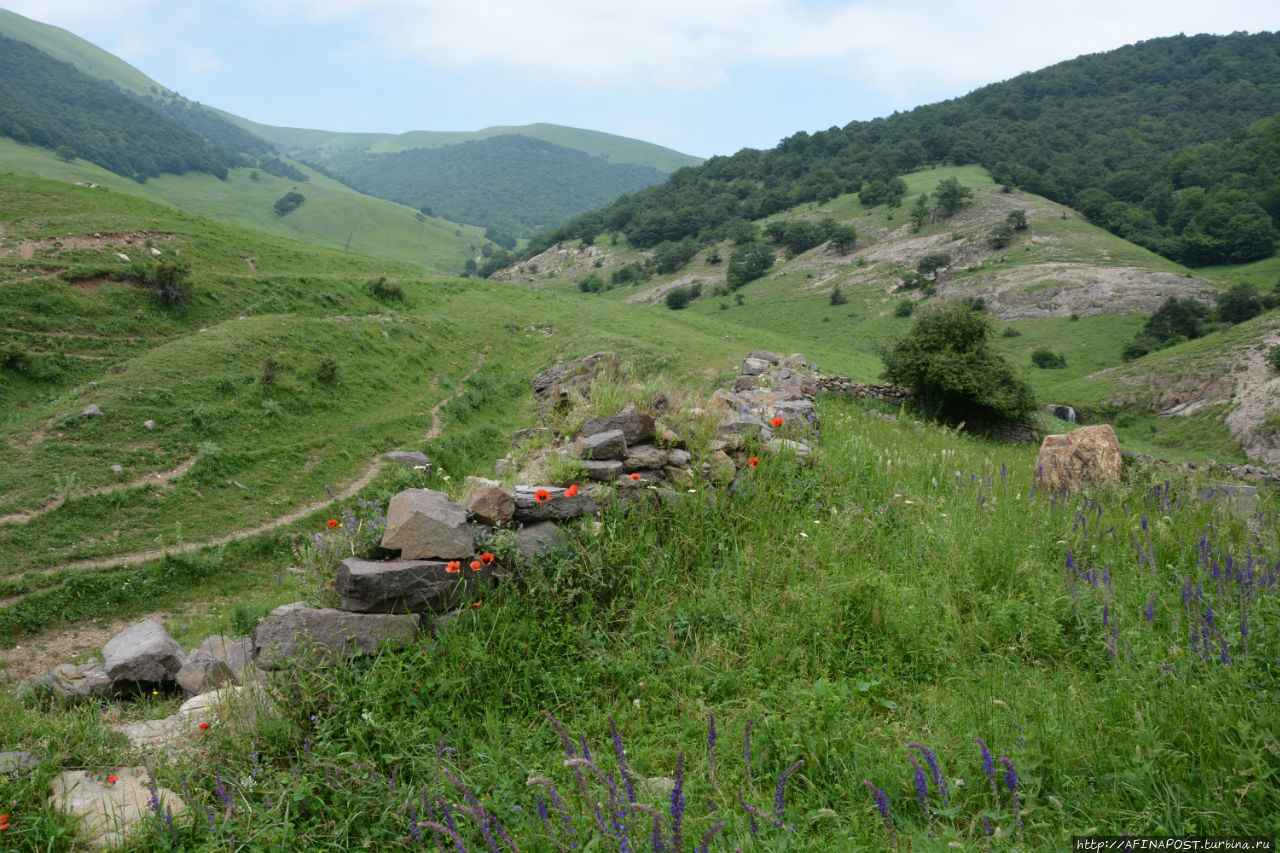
[49,347,488,572]
[0,348,491,679]
[0,457,198,526]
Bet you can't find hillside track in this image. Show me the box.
[12,346,489,575]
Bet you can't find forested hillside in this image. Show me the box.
[305,135,670,236]
[0,35,233,181]
[512,32,1279,270]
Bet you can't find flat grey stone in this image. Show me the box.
[176,650,235,696]
[582,459,623,481]
[623,444,668,472]
[514,486,597,522]
[81,404,104,418]
[576,429,627,461]
[0,750,37,776]
[336,557,490,615]
[515,521,569,563]
[581,411,655,445]
[382,451,431,470]
[252,603,420,669]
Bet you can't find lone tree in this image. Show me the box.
[828,225,858,255]
[881,303,1036,425]
[933,177,973,217]
[917,252,953,282]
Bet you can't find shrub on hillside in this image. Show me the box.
[665,286,692,310]
[126,258,193,309]
[273,191,306,217]
[726,242,775,289]
[1031,347,1067,369]
[1267,344,1280,371]
[881,304,1037,425]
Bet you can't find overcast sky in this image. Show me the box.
[5,1,1277,159]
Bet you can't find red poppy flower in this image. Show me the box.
[106,774,118,785]
[748,457,760,468]
[471,601,482,607]
[446,560,461,573]
[327,519,339,528]
[469,560,482,571]
[198,722,210,730]
[535,489,550,502]
[772,416,784,428]
[630,472,641,481]
[564,484,579,498]
[480,552,495,565]
[0,815,8,832]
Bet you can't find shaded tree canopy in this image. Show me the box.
[882,304,1037,425]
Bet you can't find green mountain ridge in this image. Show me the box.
[306,134,672,236]
[0,7,702,240]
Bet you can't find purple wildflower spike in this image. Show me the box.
[773,760,803,828]
[707,712,717,786]
[909,755,929,815]
[863,780,891,830]
[907,743,949,804]
[696,821,725,853]
[670,749,685,853]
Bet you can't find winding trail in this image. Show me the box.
[14,347,489,574]
[0,457,198,526]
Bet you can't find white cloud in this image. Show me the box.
[251,0,1278,98]
[181,46,226,74]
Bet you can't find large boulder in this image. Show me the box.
[252,603,420,669]
[336,557,492,614]
[102,619,186,684]
[582,409,656,445]
[49,765,187,851]
[379,489,474,559]
[1034,425,1124,493]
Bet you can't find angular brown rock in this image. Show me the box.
[1034,425,1123,494]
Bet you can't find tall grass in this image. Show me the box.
[3,395,1277,850]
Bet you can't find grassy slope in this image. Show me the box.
[517,165,1267,462]
[3,396,1277,850]
[0,137,481,273]
[0,173,746,583]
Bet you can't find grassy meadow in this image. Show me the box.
[0,138,482,273]
[1,166,1278,851]
[1,396,1277,850]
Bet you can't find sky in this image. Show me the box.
[5,0,1277,159]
